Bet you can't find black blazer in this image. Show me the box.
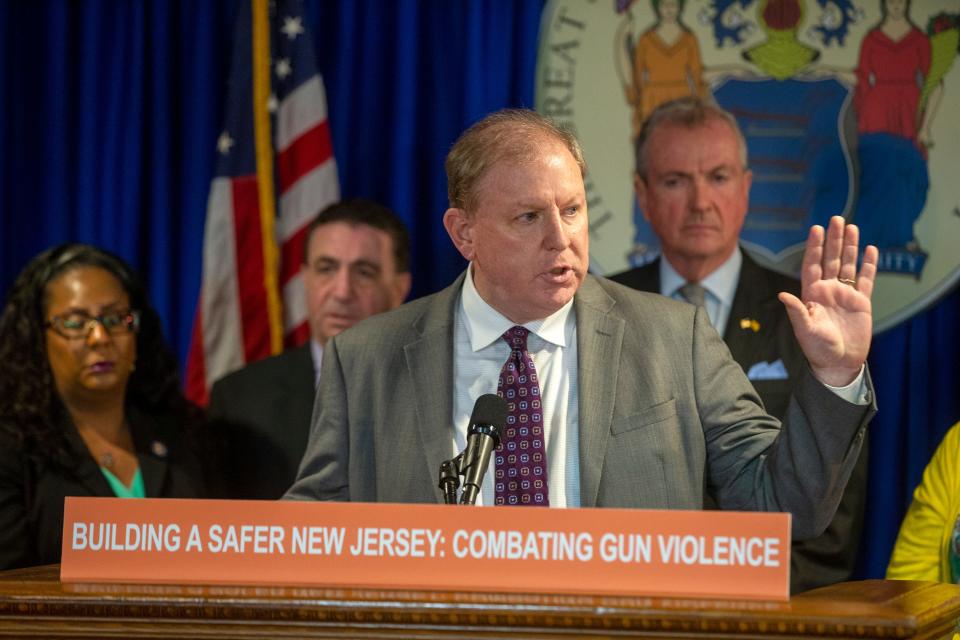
[0,408,205,570]
[609,251,869,593]
[207,345,315,500]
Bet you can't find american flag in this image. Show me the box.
[185,0,339,405]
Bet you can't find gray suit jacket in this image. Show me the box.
[288,272,874,540]
[609,253,869,592]
[610,253,804,417]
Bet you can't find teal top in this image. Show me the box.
[99,466,146,498]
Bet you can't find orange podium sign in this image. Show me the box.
[61,498,790,600]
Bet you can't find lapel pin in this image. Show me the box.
[739,318,761,333]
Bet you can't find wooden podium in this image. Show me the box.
[0,566,958,638]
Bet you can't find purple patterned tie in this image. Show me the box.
[494,326,549,506]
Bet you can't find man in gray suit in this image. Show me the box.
[608,97,868,592]
[207,199,411,499]
[287,109,877,543]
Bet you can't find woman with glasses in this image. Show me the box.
[0,244,205,569]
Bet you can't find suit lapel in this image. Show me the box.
[403,274,462,503]
[129,408,171,497]
[623,258,661,293]
[575,277,623,508]
[64,423,115,496]
[723,253,781,368]
[138,450,167,497]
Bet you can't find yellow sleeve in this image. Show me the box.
[887,422,960,581]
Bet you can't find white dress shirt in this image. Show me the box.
[451,264,581,507]
[310,339,324,387]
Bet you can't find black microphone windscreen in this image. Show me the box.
[470,393,507,430]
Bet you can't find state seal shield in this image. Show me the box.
[535,0,960,331]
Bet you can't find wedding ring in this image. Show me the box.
[838,278,856,286]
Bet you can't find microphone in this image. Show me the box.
[459,394,507,505]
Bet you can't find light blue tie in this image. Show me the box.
[679,282,707,308]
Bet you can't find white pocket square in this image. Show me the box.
[747,359,788,381]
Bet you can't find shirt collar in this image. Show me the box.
[310,339,324,385]
[660,247,742,308]
[460,263,573,352]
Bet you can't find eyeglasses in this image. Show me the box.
[45,310,141,339]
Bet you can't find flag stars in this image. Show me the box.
[275,57,292,79]
[280,16,304,40]
[216,131,235,155]
[266,94,279,113]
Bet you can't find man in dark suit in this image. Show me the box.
[207,199,411,499]
[609,96,868,592]
[287,108,878,551]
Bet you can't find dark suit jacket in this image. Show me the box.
[609,252,869,593]
[0,408,205,570]
[288,272,874,545]
[207,345,315,499]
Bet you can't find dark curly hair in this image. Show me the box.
[0,244,197,469]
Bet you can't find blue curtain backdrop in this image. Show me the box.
[1,0,957,581]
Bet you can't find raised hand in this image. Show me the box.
[778,216,879,387]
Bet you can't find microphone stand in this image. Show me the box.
[438,455,462,505]
[438,393,506,505]
[439,428,500,505]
